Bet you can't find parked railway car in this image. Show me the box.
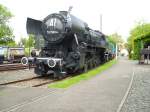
[0,46,8,64]
[106,42,116,60]
[21,10,114,78]
[0,47,25,64]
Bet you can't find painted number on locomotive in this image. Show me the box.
[49,18,57,27]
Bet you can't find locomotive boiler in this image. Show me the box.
[21,11,109,78]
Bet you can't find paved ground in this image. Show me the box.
[0,69,36,84]
[121,64,150,112]
[0,57,144,112]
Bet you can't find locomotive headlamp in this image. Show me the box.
[47,58,56,68]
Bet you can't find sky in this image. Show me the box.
[1,0,150,42]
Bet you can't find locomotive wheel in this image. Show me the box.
[91,61,95,68]
[61,72,67,78]
[90,61,94,69]
[84,64,88,73]
[93,60,97,68]
[78,69,83,74]
[88,61,92,70]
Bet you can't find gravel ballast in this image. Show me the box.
[0,69,36,84]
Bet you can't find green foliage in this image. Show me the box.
[126,37,132,59]
[18,37,26,46]
[48,59,117,88]
[0,24,13,37]
[18,35,35,48]
[108,33,124,44]
[18,35,35,56]
[26,35,35,48]
[0,36,17,47]
[25,48,31,56]
[107,33,124,54]
[0,4,14,45]
[127,22,150,59]
[7,41,17,47]
[133,41,141,59]
[130,23,150,40]
[0,4,12,24]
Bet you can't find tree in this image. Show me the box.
[127,22,150,59]
[126,37,132,58]
[25,35,35,48]
[0,4,14,45]
[18,35,35,48]
[129,23,150,40]
[107,33,124,55]
[18,37,27,47]
[108,33,124,44]
[18,35,35,56]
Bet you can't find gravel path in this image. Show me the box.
[121,65,150,112]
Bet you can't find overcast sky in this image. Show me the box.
[1,0,150,42]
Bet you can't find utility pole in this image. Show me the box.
[29,35,31,56]
[116,44,118,60]
[100,14,102,32]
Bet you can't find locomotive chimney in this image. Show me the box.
[59,11,68,16]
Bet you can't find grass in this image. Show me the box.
[48,59,117,89]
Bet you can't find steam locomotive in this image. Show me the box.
[21,11,114,78]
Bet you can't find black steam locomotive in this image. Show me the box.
[21,11,113,78]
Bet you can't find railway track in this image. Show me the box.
[0,74,72,87]
[0,63,35,71]
[0,76,58,87]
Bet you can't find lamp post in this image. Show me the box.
[100,14,102,32]
[115,43,118,60]
[28,35,31,56]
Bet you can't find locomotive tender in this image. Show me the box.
[21,10,112,78]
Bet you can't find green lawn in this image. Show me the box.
[48,59,117,89]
